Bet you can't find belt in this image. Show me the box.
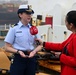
[18,50,33,55]
[23,51,32,55]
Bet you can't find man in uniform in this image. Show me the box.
[4,4,42,75]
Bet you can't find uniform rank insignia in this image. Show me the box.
[11,24,14,28]
[11,23,18,28]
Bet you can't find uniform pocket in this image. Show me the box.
[15,33,24,43]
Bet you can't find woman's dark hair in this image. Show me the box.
[66,10,76,27]
[17,12,23,19]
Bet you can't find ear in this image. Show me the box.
[19,13,22,17]
[70,23,73,29]
[19,13,24,19]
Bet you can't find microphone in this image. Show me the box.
[30,26,38,35]
[30,26,40,45]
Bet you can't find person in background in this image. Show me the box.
[36,10,76,75]
[4,4,42,75]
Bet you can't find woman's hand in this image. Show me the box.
[28,45,43,58]
[28,50,36,58]
[18,51,29,58]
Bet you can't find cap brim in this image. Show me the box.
[25,9,34,14]
[17,9,34,14]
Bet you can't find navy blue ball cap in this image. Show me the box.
[17,5,34,14]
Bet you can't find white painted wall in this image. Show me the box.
[37,25,53,42]
[37,25,72,43]
[52,25,72,43]
[28,0,76,25]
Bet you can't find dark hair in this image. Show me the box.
[17,12,23,19]
[66,11,76,27]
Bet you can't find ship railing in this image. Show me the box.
[0,24,11,30]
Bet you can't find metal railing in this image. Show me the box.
[0,24,11,30]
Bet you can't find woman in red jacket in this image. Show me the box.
[35,11,76,75]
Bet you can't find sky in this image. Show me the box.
[0,0,28,4]
[0,0,28,1]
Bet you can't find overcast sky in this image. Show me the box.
[0,0,28,4]
[0,0,28,1]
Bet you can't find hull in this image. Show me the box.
[0,12,19,25]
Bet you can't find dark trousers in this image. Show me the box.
[10,54,36,75]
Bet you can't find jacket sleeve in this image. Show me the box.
[44,36,70,51]
[44,33,73,51]
[60,36,76,67]
[44,42,65,51]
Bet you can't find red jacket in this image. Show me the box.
[44,33,76,75]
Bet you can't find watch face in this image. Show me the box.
[16,50,19,54]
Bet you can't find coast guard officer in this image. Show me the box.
[4,4,42,75]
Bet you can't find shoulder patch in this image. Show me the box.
[11,23,18,28]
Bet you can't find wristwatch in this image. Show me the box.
[16,50,20,54]
[43,42,45,47]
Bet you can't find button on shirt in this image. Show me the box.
[4,21,40,51]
